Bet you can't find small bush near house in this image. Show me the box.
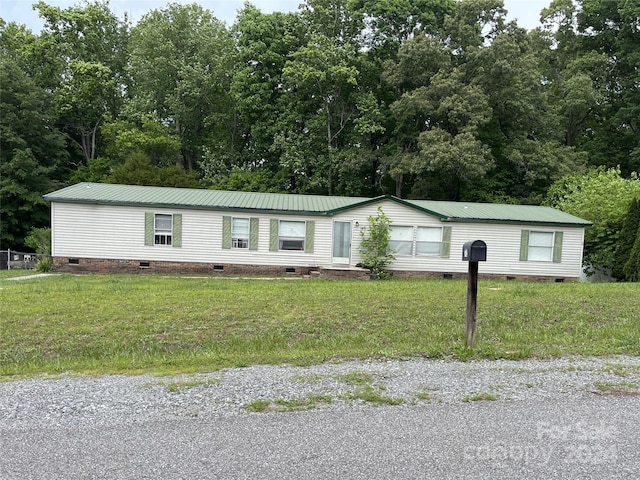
[358,206,395,279]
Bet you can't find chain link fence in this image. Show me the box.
[0,250,43,270]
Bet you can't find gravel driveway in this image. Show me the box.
[2,356,640,427]
[2,356,639,479]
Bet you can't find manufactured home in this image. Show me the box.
[44,183,591,281]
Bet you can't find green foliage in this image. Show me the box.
[101,115,181,167]
[24,228,51,256]
[545,167,640,276]
[622,196,640,282]
[3,0,640,241]
[0,50,66,248]
[35,256,54,273]
[208,169,287,193]
[358,206,395,277]
[25,228,53,272]
[614,196,640,281]
[128,2,234,171]
[109,152,200,188]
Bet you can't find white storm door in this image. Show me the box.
[332,221,352,265]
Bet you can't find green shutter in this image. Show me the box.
[145,212,154,246]
[222,216,232,249]
[249,218,259,250]
[440,226,451,258]
[520,230,530,261]
[553,231,563,263]
[305,220,315,253]
[269,219,279,252]
[172,213,182,247]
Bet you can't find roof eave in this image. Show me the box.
[440,217,592,227]
[44,197,335,216]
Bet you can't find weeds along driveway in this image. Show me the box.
[1,356,640,479]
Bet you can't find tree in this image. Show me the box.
[545,167,640,277]
[227,7,305,184]
[54,59,118,163]
[128,3,234,171]
[358,206,395,278]
[615,196,640,281]
[34,0,130,165]
[624,225,640,282]
[0,51,66,249]
[279,0,363,194]
[109,152,200,188]
[101,115,182,167]
[576,0,640,174]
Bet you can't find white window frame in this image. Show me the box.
[415,227,443,256]
[279,220,305,251]
[232,217,250,249]
[154,214,172,246]
[528,231,554,262]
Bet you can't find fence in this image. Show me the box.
[0,250,43,270]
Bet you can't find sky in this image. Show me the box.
[1,0,552,32]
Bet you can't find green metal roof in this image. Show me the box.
[400,199,592,226]
[44,182,368,215]
[44,183,592,226]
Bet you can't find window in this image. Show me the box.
[389,226,413,255]
[528,231,553,261]
[145,212,181,247]
[416,227,442,256]
[520,230,563,263]
[232,218,250,249]
[223,216,258,250]
[154,214,172,245]
[279,220,305,251]
[386,225,451,258]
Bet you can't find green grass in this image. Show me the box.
[463,392,498,402]
[593,381,640,395]
[246,394,333,412]
[1,274,639,378]
[343,384,404,405]
[156,377,221,393]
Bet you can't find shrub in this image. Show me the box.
[358,206,395,278]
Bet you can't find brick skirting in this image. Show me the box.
[52,257,572,282]
[53,257,313,276]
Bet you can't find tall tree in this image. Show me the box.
[278,0,363,194]
[34,0,130,165]
[0,24,67,248]
[575,0,640,173]
[223,6,305,189]
[615,195,640,281]
[128,3,234,171]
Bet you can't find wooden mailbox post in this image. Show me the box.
[462,240,487,348]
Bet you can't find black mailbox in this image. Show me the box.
[462,240,487,262]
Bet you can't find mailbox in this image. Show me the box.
[462,240,487,262]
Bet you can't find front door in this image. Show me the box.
[332,221,352,265]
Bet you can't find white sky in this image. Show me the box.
[1,0,551,32]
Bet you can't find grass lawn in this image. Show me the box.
[1,273,639,378]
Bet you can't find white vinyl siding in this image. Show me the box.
[49,199,585,278]
[336,200,583,277]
